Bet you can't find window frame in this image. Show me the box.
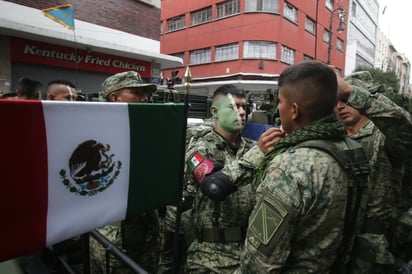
[245,0,279,13]
[243,40,277,59]
[283,2,297,23]
[217,0,241,18]
[280,45,295,64]
[191,7,212,26]
[166,15,185,32]
[305,16,316,34]
[215,43,240,62]
[323,28,331,43]
[189,48,211,65]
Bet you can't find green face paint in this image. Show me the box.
[214,94,243,134]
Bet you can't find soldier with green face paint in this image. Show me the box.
[183,85,257,273]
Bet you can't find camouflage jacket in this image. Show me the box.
[349,120,395,265]
[239,142,350,273]
[185,130,256,273]
[186,119,214,147]
[350,120,392,227]
[350,86,412,214]
[348,86,412,158]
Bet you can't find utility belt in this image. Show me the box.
[197,226,246,243]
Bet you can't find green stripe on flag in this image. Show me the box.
[126,103,185,216]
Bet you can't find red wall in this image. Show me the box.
[6,0,160,40]
[161,0,349,79]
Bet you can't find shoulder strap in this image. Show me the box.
[295,137,369,181]
[294,137,370,268]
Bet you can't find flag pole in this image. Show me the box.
[172,67,191,273]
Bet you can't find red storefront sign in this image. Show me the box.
[10,37,151,77]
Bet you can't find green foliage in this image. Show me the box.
[354,66,400,91]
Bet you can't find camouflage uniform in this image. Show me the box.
[346,84,412,268]
[345,76,412,156]
[185,130,256,273]
[346,120,395,272]
[239,114,352,273]
[186,119,215,146]
[158,120,214,274]
[90,212,160,274]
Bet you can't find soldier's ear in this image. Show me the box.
[291,102,299,120]
[211,105,218,117]
[108,92,120,102]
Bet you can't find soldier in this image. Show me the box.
[344,71,412,270]
[159,84,273,273]
[89,71,160,274]
[238,61,360,272]
[16,77,42,100]
[334,100,395,272]
[46,80,78,101]
[182,85,262,273]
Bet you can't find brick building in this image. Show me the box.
[0,0,181,95]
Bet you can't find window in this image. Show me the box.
[305,16,316,34]
[281,45,294,64]
[284,2,297,23]
[243,41,276,59]
[304,55,314,61]
[167,15,185,32]
[245,0,279,13]
[325,0,333,11]
[215,43,239,61]
[172,53,185,64]
[217,0,240,18]
[190,48,211,65]
[191,7,212,25]
[351,2,357,17]
[323,29,331,43]
[337,38,344,51]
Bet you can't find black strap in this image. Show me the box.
[198,227,246,243]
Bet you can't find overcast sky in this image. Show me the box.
[377,0,412,61]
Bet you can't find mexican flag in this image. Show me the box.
[0,100,185,261]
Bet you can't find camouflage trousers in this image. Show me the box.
[158,207,194,274]
[90,211,160,274]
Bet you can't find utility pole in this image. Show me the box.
[327,7,346,64]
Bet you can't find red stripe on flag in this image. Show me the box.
[0,100,48,261]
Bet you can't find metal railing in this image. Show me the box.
[51,231,148,274]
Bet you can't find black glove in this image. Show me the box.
[200,170,237,202]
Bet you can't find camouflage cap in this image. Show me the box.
[101,71,157,98]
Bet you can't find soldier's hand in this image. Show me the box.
[258,127,285,154]
[333,68,354,102]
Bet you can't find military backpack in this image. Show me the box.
[295,137,370,273]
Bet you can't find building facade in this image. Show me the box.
[344,0,379,75]
[0,0,181,95]
[375,28,411,94]
[160,0,350,95]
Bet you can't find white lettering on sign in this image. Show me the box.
[22,44,146,71]
[112,60,146,71]
[24,45,84,64]
[84,55,111,66]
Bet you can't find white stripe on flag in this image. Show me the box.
[43,101,131,246]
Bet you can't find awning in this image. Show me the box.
[0,0,183,69]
